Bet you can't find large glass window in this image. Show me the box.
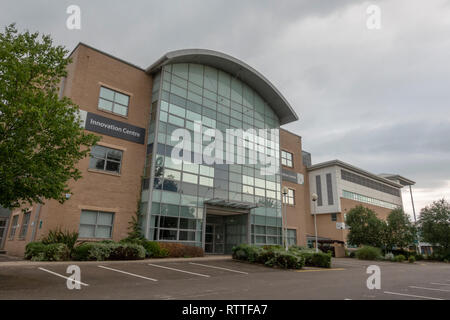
[150,63,284,247]
[89,145,123,174]
[98,86,130,116]
[79,210,114,239]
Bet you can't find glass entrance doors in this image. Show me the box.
[205,223,224,254]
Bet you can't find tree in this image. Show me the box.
[0,24,99,209]
[384,208,416,251]
[345,205,385,247]
[419,199,450,254]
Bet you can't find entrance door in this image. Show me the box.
[205,223,225,254]
[0,218,8,250]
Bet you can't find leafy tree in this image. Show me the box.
[0,24,99,209]
[345,205,385,247]
[419,199,450,253]
[384,208,416,251]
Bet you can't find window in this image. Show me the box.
[315,175,323,206]
[89,145,123,174]
[98,86,130,116]
[79,210,114,239]
[18,212,31,239]
[8,215,19,240]
[283,188,295,205]
[281,151,293,167]
[326,173,334,205]
[331,213,337,222]
[287,229,297,246]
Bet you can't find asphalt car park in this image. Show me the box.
[0,257,449,300]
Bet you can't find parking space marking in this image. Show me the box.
[431,282,450,286]
[383,291,443,300]
[409,286,450,293]
[189,262,249,274]
[38,267,89,287]
[148,263,210,278]
[98,266,158,282]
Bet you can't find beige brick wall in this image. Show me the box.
[4,44,153,257]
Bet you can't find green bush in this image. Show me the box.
[232,244,330,269]
[72,242,115,261]
[25,242,47,260]
[109,243,146,260]
[24,242,70,261]
[384,252,395,261]
[120,238,169,258]
[41,229,78,255]
[414,253,424,261]
[395,254,406,262]
[265,251,304,269]
[408,256,416,263]
[310,252,332,268]
[355,246,382,260]
[142,241,169,258]
[72,242,146,261]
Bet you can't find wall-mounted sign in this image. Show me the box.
[281,168,304,185]
[79,110,146,144]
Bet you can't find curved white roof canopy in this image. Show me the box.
[146,49,299,125]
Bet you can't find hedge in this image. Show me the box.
[72,242,145,261]
[355,246,382,261]
[25,242,70,261]
[232,244,331,269]
[158,242,204,258]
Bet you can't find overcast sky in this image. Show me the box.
[2,0,449,217]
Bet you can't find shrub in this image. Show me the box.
[72,242,115,261]
[265,251,304,269]
[414,254,424,261]
[384,252,395,261]
[24,242,70,261]
[408,256,416,263]
[158,242,204,258]
[120,238,169,258]
[355,246,382,260]
[395,254,406,262]
[109,243,146,260]
[41,229,78,255]
[72,242,146,261]
[142,241,169,258]
[25,242,47,260]
[310,252,332,268]
[43,243,70,261]
[232,244,330,269]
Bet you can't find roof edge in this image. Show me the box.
[146,48,299,125]
[308,160,404,188]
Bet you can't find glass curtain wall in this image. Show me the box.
[143,63,283,247]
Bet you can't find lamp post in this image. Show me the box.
[282,187,289,251]
[311,193,319,253]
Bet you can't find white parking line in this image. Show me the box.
[384,291,443,300]
[410,286,450,293]
[38,267,89,287]
[148,263,210,278]
[98,266,157,282]
[189,262,249,274]
[431,282,450,286]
